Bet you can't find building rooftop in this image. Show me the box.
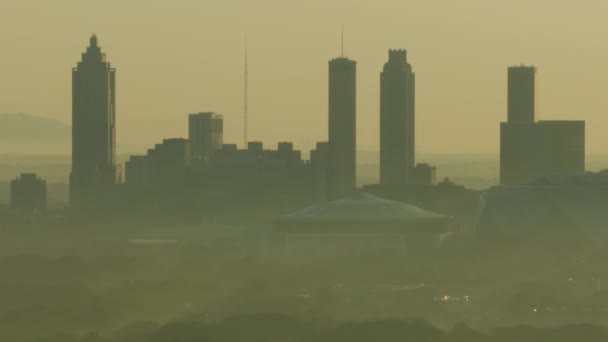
[276,192,450,233]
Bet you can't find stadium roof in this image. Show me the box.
[276,192,450,234]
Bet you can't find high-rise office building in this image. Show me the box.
[380,49,416,186]
[189,112,223,167]
[328,57,357,198]
[508,66,536,123]
[70,35,117,202]
[500,66,585,185]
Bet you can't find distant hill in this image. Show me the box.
[0,113,70,154]
[0,113,70,142]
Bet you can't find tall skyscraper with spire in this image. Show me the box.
[380,49,416,186]
[328,55,357,198]
[70,35,117,202]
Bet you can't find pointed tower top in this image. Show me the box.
[90,34,98,48]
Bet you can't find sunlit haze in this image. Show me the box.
[2,0,607,155]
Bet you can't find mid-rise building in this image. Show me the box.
[310,141,329,170]
[11,173,47,213]
[189,112,223,167]
[410,163,437,186]
[147,138,192,188]
[214,141,302,166]
[125,139,191,190]
[501,120,585,185]
[125,155,149,187]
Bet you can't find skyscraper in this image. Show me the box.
[70,35,117,202]
[500,66,585,185]
[508,66,536,123]
[189,112,223,167]
[380,49,416,186]
[328,57,356,198]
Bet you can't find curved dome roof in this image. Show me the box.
[276,193,449,233]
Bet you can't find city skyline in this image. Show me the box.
[2,3,608,341]
[1,0,605,156]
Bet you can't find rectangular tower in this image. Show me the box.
[500,66,585,185]
[380,49,416,186]
[70,35,117,203]
[188,112,224,167]
[328,57,357,198]
[508,66,536,123]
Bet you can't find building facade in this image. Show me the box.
[328,57,357,198]
[380,49,416,186]
[508,66,536,123]
[500,66,585,185]
[410,163,437,186]
[125,139,192,191]
[70,35,117,202]
[11,173,47,213]
[501,121,585,185]
[189,112,223,167]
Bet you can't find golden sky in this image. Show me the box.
[1,0,607,155]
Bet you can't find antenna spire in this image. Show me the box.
[341,25,344,57]
[244,35,249,148]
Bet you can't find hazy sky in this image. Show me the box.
[1,0,607,155]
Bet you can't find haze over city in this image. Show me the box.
[2,0,608,154]
[2,2,608,342]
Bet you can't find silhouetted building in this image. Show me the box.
[310,141,330,199]
[248,141,264,154]
[70,35,117,203]
[275,192,451,257]
[328,57,357,198]
[310,141,329,170]
[411,163,437,186]
[202,142,314,199]
[508,66,536,123]
[476,174,608,243]
[214,141,302,166]
[501,120,585,185]
[500,66,585,185]
[147,138,192,188]
[221,144,238,153]
[125,139,191,190]
[11,173,47,213]
[189,112,223,167]
[380,49,416,186]
[277,142,302,164]
[125,155,148,187]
